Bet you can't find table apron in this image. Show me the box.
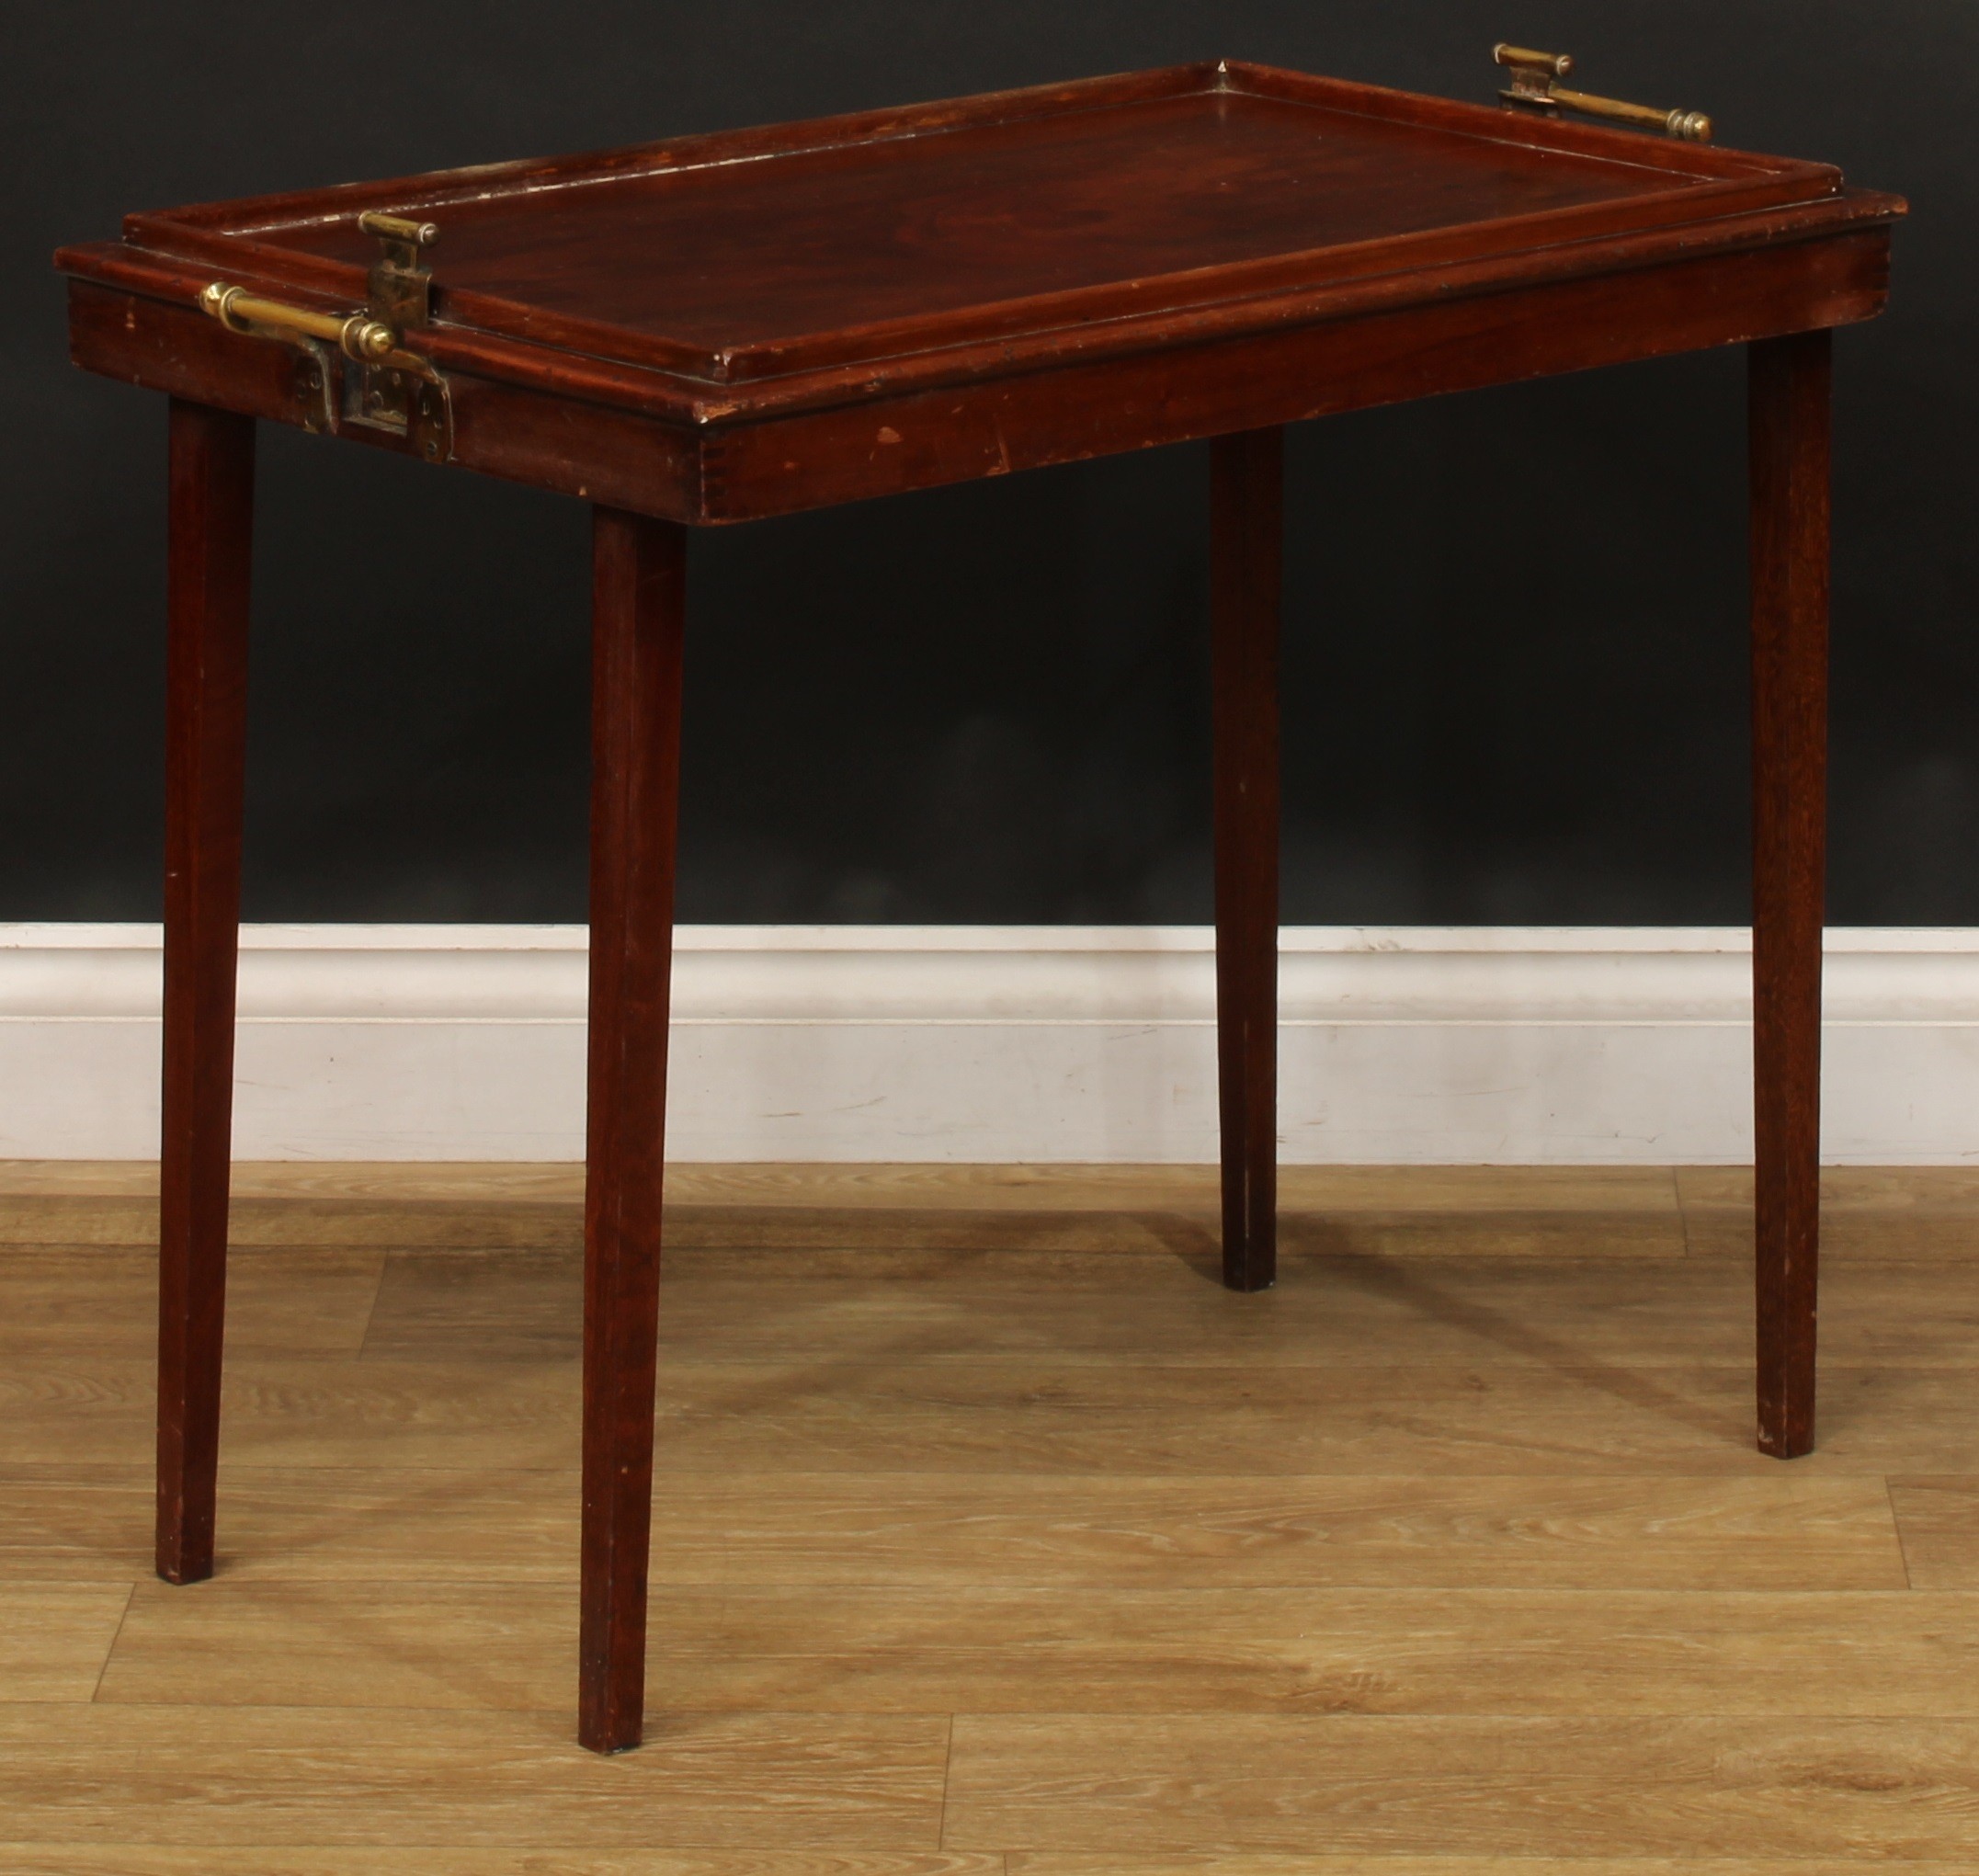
[707,228,1889,520]
[69,226,1887,527]
[67,279,699,521]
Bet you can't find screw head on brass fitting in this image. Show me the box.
[340,316,399,361]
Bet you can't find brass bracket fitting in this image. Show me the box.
[358,209,440,330]
[196,210,451,461]
[1494,44,1713,143]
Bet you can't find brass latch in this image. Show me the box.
[1494,44,1713,143]
[198,210,451,460]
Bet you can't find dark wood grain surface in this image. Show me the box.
[56,62,1902,522]
[260,87,1711,372]
[155,400,255,1586]
[64,210,1894,527]
[1749,330,1832,1461]
[1211,428,1282,1295]
[578,506,688,1752]
[68,63,1873,387]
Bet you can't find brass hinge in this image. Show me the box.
[198,210,452,461]
[1494,44,1713,143]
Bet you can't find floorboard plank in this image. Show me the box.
[0,1854,998,1876]
[0,1706,947,1849]
[353,1253,1979,1368]
[0,1165,1690,1257]
[6,1358,1976,1473]
[94,1584,1979,1716]
[944,1713,1979,1858]
[1680,1167,1979,1260]
[0,1467,1904,1589]
[0,1248,383,1356]
[2,1854,1963,1876]
[1008,1858,1974,1875]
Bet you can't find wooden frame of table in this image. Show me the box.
[56,59,1903,1752]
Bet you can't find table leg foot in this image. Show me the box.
[1749,331,1830,1461]
[156,399,255,1585]
[1211,427,1283,1294]
[577,506,688,1753]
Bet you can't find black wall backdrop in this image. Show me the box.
[6,3,1971,925]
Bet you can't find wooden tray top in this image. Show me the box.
[64,63,1890,386]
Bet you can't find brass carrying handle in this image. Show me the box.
[1495,44,1712,143]
[199,282,403,361]
[357,210,439,247]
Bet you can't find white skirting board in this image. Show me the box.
[2,923,1976,1164]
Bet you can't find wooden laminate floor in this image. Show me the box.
[5,1160,1979,1872]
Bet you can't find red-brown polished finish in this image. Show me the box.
[1211,426,1283,1293]
[64,216,1892,526]
[1749,329,1832,1461]
[55,60,1903,1748]
[578,506,688,1753]
[156,397,255,1585]
[56,63,1902,526]
[94,65,1849,385]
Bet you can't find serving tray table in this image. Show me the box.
[55,56,1905,1751]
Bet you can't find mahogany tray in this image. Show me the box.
[58,61,1900,521]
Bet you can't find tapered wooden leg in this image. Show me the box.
[1211,426,1283,1293]
[156,399,255,1585]
[578,506,688,1753]
[1749,330,1831,1461]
